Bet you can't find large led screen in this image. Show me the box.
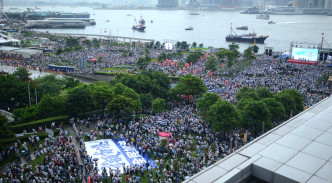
[292,47,318,61]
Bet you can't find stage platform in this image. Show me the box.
[287,59,319,65]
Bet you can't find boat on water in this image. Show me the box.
[150,20,153,23]
[106,20,110,22]
[236,26,248,30]
[132,24,146,31]
[127,14,132,16]
[94,4,112,10]
[35,6,41,10]
[226,24,268,44]
[240,7,260,14]
[139,16,145,25]
[256,14,270,20]
[185,26,193,30]
[190,12,199,15]
[268,21,276,24]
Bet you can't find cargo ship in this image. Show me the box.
[226,24,268,44]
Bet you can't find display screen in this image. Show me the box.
[165,43,173,50]
[292,47,318,61]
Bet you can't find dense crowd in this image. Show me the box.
[70,103,247,183]
[1,37,331,182]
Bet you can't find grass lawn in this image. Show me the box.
[29,154,45,172]
[190,47,209,51]
[101,68,129,72]
[151,58,159,63]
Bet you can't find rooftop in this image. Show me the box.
[184,96,332,183]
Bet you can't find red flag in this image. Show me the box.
[164,61,166,66]
[221,63,224,68]
[225,80,229,85]
[275,60,277,64]
[322,33,324,36]
[235,83,238,88]
[34,80,37,89]
[27,73,29,83]
[183,67,185,71]
[184,53,186,55]
[194,69,197,74]
[208,71,212,76]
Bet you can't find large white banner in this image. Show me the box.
[85,139,155,174]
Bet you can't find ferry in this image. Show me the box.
[132,24,146,31]
[185,26,193,30]
[256,14,270,20]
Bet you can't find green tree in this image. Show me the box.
[262,98,286,122]
[192,42,197,48]
[67,86,95,116]
[88,81,114,111]
[186,52,204,64]
[241,100,272,134]
[206,100,239,132]
[136,56,151,69]
[284,89,304,114]
[275,92,296,117]
[181,41,190,50]
[253,45,259,53]
[65,37,79,48]
[205,55,218,72]
[0,114,13,138]
[155,41,161,49]
[63,77,80,89]
[13,67,29,82]
[34,94,67,119]
[56,48,63,55]
[140,93,153,110]
[228,42,240,55]
[199,43,204,48]
[111,83,141,111]
[92,38,100,48]
[243,46,256,68]
[152,97,167,114]
[236,87,259,101]
[197,92,220,119]
[257,88,274,99]
[175,74,207,97]
[107,95,136,121]
[83,39,92,47]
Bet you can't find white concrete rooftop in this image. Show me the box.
[184,96,332,183]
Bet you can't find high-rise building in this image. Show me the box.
[156,0,178,8]
[199,0,221,8]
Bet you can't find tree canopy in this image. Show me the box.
[174,74,207,97]
[206,100,239,133]
[196,92,220,119]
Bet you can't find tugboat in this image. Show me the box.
[132,18,146,31]
[139,16,145,25]
[226,24,268,44]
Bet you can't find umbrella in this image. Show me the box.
[100,55,104,57]
[90,58,97,62]
[169,143,173,147]
[93,158,99,161]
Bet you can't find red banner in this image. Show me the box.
[159,132,170,137]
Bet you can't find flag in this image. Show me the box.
[322,33,324,36]
[221,63,224,68]
[235,83,238,88]
[34,80,37,89]
[208,71,212,76]
[183,67,185,71]
[27,73,29,83]
[194,69,197,74]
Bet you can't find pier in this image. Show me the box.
[47,33,155,45]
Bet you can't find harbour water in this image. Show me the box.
[7,6,332,52]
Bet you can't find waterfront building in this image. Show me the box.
[156,0,178,8]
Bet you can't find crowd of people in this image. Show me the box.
[69,103,247,183]
[1,36,331,182]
